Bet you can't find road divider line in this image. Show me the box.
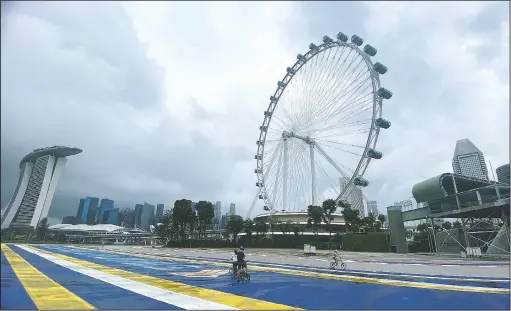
[27,245,301,310]
[76,246,509,294]
[1,244,95,310]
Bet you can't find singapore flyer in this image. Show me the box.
[250,32,393,217]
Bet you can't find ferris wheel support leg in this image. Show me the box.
[283,138,289,211]
[310,143,316,206]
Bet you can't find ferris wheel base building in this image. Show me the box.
[1,146,82,229]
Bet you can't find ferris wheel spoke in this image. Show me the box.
[295,48,358,132]
[298,57,366,133]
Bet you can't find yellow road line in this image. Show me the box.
[1,244,95,310]
[29,246,301,310]
[88,247,509,295]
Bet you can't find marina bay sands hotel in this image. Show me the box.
[1,146,82,229]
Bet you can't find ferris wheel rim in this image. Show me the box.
[255,37,384,212]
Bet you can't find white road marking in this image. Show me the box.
[405,264,423,266]
[17,245,237,310]
[441,265,460,267]
[478,266,498,268]
[374,262,388,265]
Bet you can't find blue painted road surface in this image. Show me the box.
[1,243,509,310]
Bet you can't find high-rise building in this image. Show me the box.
[214,201,222,221]
[339,177,365,216]
[120,208,135,227]
[155,204,164,223]
[1,146,82,229]
[229,203,236,216]
[76,197,99,225]
[97,199,115,224]
[102,208,119,225]
[496,164,510,185]
[61,216,77,225]
[140,202,155,231]
[367,201,378,216]
[134,204,143,228]
[452,139,489,180]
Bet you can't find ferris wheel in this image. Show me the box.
[250,32,392,217]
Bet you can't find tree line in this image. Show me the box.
[154,198,388,245]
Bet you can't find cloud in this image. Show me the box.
[1,1,508,225]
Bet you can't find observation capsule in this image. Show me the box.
[363,44,377,56]
[256,182,264,187]
[351,35,364,46]
[367,148,383,159]
[322,35,333,43]
[373,62,388,75]
[278,81,286,88]
[377,87,393,99]
[270,96,277,102]
[263,206,270,211]
[259,194,266,199]
[286,67,296,74]
[254,169,262,173]
[255,155,262,160]
[375,118,391,129]
[353,177,369,187]
[259,125,268,131]
[309,43,318,50]
[256,140,263,145]
[264,110,272,117]
[297,54,306,62]
[337,32,348,42]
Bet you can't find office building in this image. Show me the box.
[61,216,77,225]
[134,204,143,228]
[140,202,155,231]
[214,201,222,222]
[76,197,100,225]
[1,146,82,229]
[496,164,510,185]
[120,208,135,227]
[97,199,115,224]
[229,203,236,216]
[155,204,164,223]
[452,139,489,180]
[102,208,119,225]
[221,214,228,229]
[339,177,365,216]
[367,200,378,216]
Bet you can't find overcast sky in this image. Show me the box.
[1,1,508,225]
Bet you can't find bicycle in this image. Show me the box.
[236,267,250,283]
[330,259,347,269]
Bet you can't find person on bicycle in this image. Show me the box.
[231,250,238,273]
[236,246,247,272]
[332,250,341,264]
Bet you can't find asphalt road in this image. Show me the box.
[83,245,510,278]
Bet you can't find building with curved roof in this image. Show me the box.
[248,211,346,235]
[1,146,82,229]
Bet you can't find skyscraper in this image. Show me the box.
[120,208,135,227]
[496,164,510,185]
[452,139,489,180]
[214,201,222,221]
[1,146,82,229]
[97,199,115,224]
[367,200,378,216]
[76,197,100,225]
[140,202,155,231]
[155,204,164,223]
[229,203,236,216]
[339,177,365,216]
[134,204,143,228]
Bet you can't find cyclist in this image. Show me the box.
[236,246,247,272]
[332,250,341,265]
[231,250,238,274]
